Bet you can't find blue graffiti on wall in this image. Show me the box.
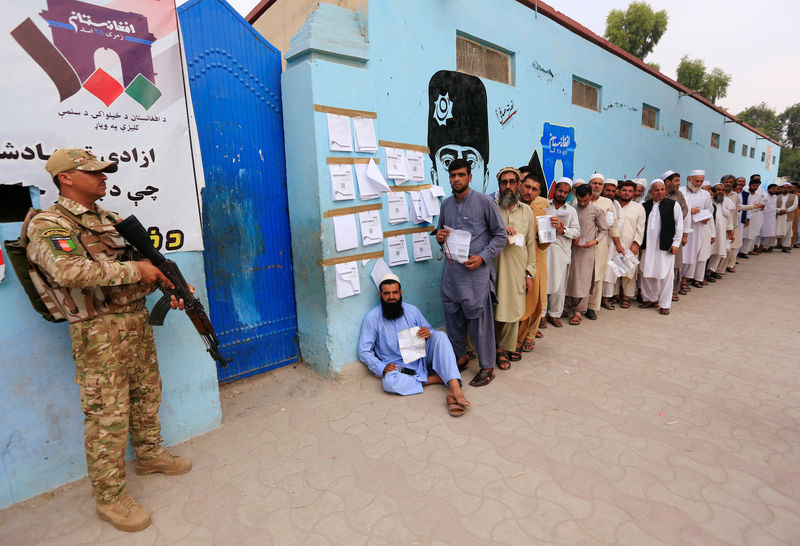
[540,122,576,196]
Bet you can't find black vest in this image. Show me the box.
[642,198,677,251]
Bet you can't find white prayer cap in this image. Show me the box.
[588,173,605,182]
[660,170,676,180]
[557,176,573,187]
[783,181,794,186]
[649,178,664,188]
[604,178,618,187]
[689,169,705,177]
[633,178,647,187]
[573,178,586,186]
[379,273,400,286]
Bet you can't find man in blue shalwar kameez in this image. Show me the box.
[358,274,470,416]
[435,159,508,387]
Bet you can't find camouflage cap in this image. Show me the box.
[45,148,118,178]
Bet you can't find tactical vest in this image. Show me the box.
[22,205,149,324]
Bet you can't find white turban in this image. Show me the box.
[573,178,586,186]
[783,181,794,187]
[604,178,618,187]
[589,173,604,182]
[633,178,647,187]
[556,176,573,187]
[689,169,705,177]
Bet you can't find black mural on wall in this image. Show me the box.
[427,70,490,192]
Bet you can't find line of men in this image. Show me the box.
[358,158,798,405]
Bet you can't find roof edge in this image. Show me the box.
[515,0,780,146]
[245,0,278,24]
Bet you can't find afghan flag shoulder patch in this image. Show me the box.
[49,235,79,254]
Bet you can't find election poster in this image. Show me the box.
[0,0,202,252]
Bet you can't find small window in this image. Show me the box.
[742,144,748,156]
[761,152,766,162]
[641,104,658,129]
[729,139,736,153]
[773,155,776,165]
[679,120,692,140]
[711,133,719,148]
[456,35,512,85]
[750,147,755,158]
[572,77,600,112]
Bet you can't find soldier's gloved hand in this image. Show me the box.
[137,260,174,288]
[170,284,195,311]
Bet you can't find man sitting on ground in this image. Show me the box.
[358,274,470,416]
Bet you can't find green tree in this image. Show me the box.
[777,147,800,180]
[780,102,800,148]
[647,61,661,71]
[605,2,668,60]
[676,56,732,104]
[736,103,782,141]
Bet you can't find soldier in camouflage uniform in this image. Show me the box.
[26,148,193,532]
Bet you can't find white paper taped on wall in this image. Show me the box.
[358,209,383,246]
[386,234,410,266]
[370,257,393,288]
[327,113,353,152]
[384,147,409,182]
[329,164,355,201]
[335,261,360,298]
[412,232,432,262]
[332,214,359,252]
[353,117,377,153]
[387,191,410,224]
[405,150,425,182]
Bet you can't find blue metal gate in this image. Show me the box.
[178,0,298,382]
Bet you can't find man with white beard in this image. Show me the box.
[639,180,683,315]
[633,179,647,203]
[706,180,734,282]
[586,173,623,320]
[678,170,713,290]
[741,175,768,255]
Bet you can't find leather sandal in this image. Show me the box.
[469,368,495,387]
[496,351,511,370]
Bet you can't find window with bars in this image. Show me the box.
[750,147,755,158]
[679,119,692,140]
[711,133,719,148]
[641,104,658,129]
[761,152,766,162]
[572,77,600,112]
[742,144,748,156]
[456,35,512,85]
[729,139,736,153]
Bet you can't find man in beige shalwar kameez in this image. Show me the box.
[492,167,536,370]
[586,173,623,320]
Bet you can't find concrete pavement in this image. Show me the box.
[1,251,799,544]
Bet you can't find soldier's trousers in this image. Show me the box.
[69,310,163,504]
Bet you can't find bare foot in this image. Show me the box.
[447,379,471,407]
[423,374,443,386]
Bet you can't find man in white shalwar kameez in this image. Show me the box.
[545,178,580,327]
[679,170,713,288]
[759,184,779,250]
[707,181,734,280]
[602,180,644,309]
[741,175,767,254]
[639,180,683,315]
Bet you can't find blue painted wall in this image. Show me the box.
[279,0,780,377]
[0,218,221,508]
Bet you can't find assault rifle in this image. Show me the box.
[116,215,231,367]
